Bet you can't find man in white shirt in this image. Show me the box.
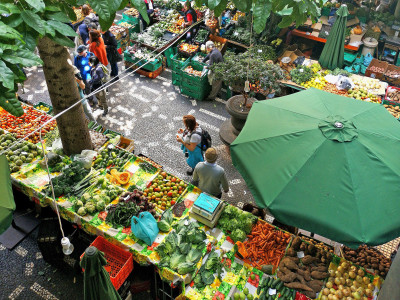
[192,148,229,199]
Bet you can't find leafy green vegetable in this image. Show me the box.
[157,220,171,232]
[186,248,203,264]
[179,243,191,255]
[105,201,140,228]
[290,66,315,84]
[170,253,185,270]
[230,228,247,243]
[201,270,215,284]
[205,251,220,271]
[177,262,196,275]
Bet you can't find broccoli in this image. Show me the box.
[230,229,247,243]
[53,185,64,198]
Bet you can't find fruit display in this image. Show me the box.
[300,75,327,90]
[144,171,188,211]
[89,130,108,151]
[206,17,218,28]
[126,45,158,62]
[138,155,163,169]
[350,75,385,95]
[383,104,400,118]
[105,190,158,228]
[109,24,128,39]
[277,236,333,298]
[301,235,334,254]
[124,7,139,18]
[167,18,184,34]
[179,43,199,55]
[35,104,50,113]
[0,105,56,143]
[321,259,376,300]
[347,88,380,103]
[184,66,202,77]
[342,245,391,278]
[323,83,349,96]
[385,87,400,103]
[0,131,43,173]
[232,11,246,21]
[93,145,134,171]
[107,168,131,186]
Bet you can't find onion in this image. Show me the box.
[362,276,370,284]
[349,271,356,279]
[321,296,328,300]
[326,281,333,289]
[352,291,361,300]
[340,277,346,285]
[351,285,357,292]
[356,275,363,283]
[346,279,352,286]
[343,288,350,297]
[335,277,341,285]
[336,290,344,299]
[335,270,343,278]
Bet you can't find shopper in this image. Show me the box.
[82,4,99,30]
[74,45,95,105]
[89,56,109,116]
[203,41,223,100]
[77,22,89,45]
[192,148,229,199]
[102,30,121,79]
[88,30,109,67]
[182,1,197,41]
[139,0,155,30]
[73,66,95,122]
[176,115,204,175]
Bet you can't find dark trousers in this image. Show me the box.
[110,62,118,77]
[83,79,94,102]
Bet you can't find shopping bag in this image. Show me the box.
[131,212,159,246]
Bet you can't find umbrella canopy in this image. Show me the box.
[0,155,15,235]
[231,88,400,248]
[319,5,349,70]
[80,246,121,300]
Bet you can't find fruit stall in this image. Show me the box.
[1,101,394,300]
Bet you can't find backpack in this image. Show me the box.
[97,64,110,84]
[192,129,212,152]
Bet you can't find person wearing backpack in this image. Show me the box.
[82,5,99,30]
[102,30,121,80]
[88,30,108,67]
[89,56,109,116]
[176,115,204,175]
[192,148,229,199]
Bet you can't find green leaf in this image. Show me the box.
[208,0,222,10]
[253,0,272,34]
[214,0,227,17]
[43,22,55,37]
[44,4,62,12]
[130,0,150,24]
[52,32,75,48]
[46,11,71,23]
[3,3,21,14]
[61,3,77,22]
[118,0,130,10]
[20,26,38,51]
[0,43,20,52]
[7,63,27,83]
[3,14,23,28]
[47,20,77,37]
[232,0,251,12]
[0,21,23,42]
[0,4,10,14]
[278,15,293,28]
[25,0,45,12]
[0,90,24,117]
[2,49,42,67]
[21,11,46,35]
[273,0,291,12]
[0,60,14,90]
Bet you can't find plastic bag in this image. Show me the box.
[131,212,159,246]
[73,150,97,169]
[52,138,64,156]
[293,56,305,66]
[336,75,353,91]
[364,53,373,67]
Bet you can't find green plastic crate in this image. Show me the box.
[191,52,207,68]
[116,19,139,36]
[122,13,139,25]
[171,53,189,72]
[164,47,177,68]
[180,85,210,101]
[104,129,122,137]
[180,61,209,87]
[172,70,182,86]
[124,52,162,72]
[34,102,53,115]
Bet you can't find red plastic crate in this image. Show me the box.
[80,236,133,290]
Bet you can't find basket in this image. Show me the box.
[118,136,134,150]
[177,42,200,58]
[80,236,134,290]
[191,52,207,68]
[34,102,53,115]
[193,26,210,45]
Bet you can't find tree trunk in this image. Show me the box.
[395,0,400,20]
[37,37,93,155]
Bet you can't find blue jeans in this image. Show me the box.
[110,62,118,77]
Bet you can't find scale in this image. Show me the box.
[189,193,225,228]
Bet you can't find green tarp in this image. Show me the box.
[0,155,15,235]
[231,88,400,248]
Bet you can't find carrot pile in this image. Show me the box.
[241,221,292,270]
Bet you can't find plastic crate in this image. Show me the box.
[171,53,190,72]
[34,102,53,115]
[384,86,400,104]
[81,236,134,290]
[134,64,163,79]
[172,70,182,86]
[177,42,200,58]
[180,61,209,87]
[124,54,162,72]
[116,19,139,36]
[180,85,210,101]
[122,12,139,25]
[193,27,210,45]
[191,52,207,67]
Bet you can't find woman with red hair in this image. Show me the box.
[88,30,108,67]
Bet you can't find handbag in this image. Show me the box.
[131,212,159,246]
[114,48,123,62]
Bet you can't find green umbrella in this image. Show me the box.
[80,246,122,300]
[231,88,400,248]
[0,155,15,235]
[319,5,349,70]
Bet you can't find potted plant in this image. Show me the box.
[210,47,284,144]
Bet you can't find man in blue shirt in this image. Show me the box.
[74,45,95,105]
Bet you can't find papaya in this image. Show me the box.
[110,169,130,185]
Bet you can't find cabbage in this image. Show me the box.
[177,262,196,275]
[201,270,215,284]
[179,243,191,255]
[158,256,170,268]
[230,228,247,243]
[82,193,91,202]
[95,200,106,212]
[77,207,87,216]
[186,248,202,264]
[85,202,96,214]
[157,220,171,233]
[205,251,219,270]
[170,253,185,270]
[188,229,206,244]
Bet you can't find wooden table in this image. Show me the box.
[292,29,360,51]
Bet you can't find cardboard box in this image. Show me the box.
[383,64,400,87]
[365,58,389,79]
[312,23,322,32]
[311,31,320,37]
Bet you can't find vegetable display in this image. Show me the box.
[157,209,173,233]
[383,104,400,118]
[184,66,203,77]
[144,171,187,211]
[0,105,56,143]
[217,204,258,242]
[342,245,391,278]
[290,66,315,84]
[385,87,400,103]
[241,221,290,271]
[256,276,294,300]
[106,190,158,228]
[277,236,332,298]
[89,130,108,151]
[193,250,223,289]
[0,132,43,173]
[194,28,209,44]
[179,43,199,55]
[156,218,207,275]
[93,145,133,171]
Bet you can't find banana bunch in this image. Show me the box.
[271,38,282,47]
